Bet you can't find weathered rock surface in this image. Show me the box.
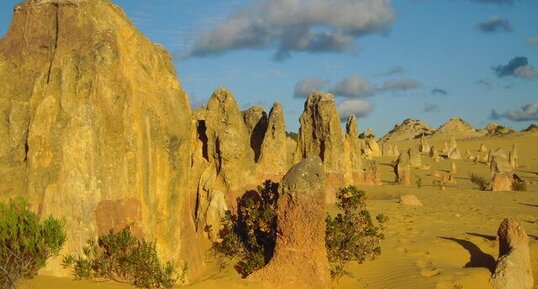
[490,173,513,192]
[419,136,431,153]
[491,218,534,289]
[257,102,288,180]
[294,93,345,172]
[394,150,412,185]
[250,157,331,289]
[509,144,518,169]
[294,93,349,201]
[345,115,363,184]
[399,195,423,206]
[0,0,201,274]
[242,105,268,163]
[409,147,422,168]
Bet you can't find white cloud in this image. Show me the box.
[492,102,538,121]
[294,78,328,98]
[514,65,538,79]
[331,76,377,98]
[382,79,420,91]
[336,99,374,119]
[188,0,395,59]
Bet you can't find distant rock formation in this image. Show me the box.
[0,0,201,274]
[491,218,534,289]
[480,123,514,137]
[409,147,422,168]
[250,157,331,289]
[380,119,435,143]
[419,136,431,153]
[434,117,481,139]
[522,124,538,133]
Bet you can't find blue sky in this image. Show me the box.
[1,0,537,135]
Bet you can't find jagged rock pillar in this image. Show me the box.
[491,218,534,289]
[250,156,331,289]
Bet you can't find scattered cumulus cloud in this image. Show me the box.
[331,76,377,98]
[187,0,396,60]
[514,66,538,79]
[382,79,420,91]
[293,78,328,98]
[423,103,440,113]
[431,88,448,95]
[336,99,374,119]
[527,37,538,45]
[493,56,537,79]
[471,0,518,5]
[477,17,512,33]
[491,102,538,121]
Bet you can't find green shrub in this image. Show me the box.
[63,226,185,289]
[470,173,489,191]
[325,186,386,280]
[0,198,66,289]
[210,180,278,277]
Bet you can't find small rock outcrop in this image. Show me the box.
[394,150,412,185]
[491,218,534,289]
[419,136,431,153]
[409,147,422,168]
[399,195,423,206]
[250,157,331,289]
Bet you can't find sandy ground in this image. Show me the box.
[21,132,538,289]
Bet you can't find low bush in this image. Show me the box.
[470,173,489,191]
[0,198,66,289]
[210,180,278,277]
[512,179,527,192]
[63,226,185,289]
[325,186,387,280]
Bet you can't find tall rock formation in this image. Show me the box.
[193,88,255,226]
[344,115,363,184]
[491,218,534,289]
[250,157,331,289]
[257,102,287,180]
[0,0,201,274]
[242,105,268,163]
[294,93,347,201]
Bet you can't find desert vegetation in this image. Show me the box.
[63,226,186,289]
[211,183,386,281]
[0,198,66,289]
[325,186,387,279]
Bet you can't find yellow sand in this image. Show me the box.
[21,132,538,289]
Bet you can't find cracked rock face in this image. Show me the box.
[0,0,201,274]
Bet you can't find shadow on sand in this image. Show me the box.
[439,237,496,273]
